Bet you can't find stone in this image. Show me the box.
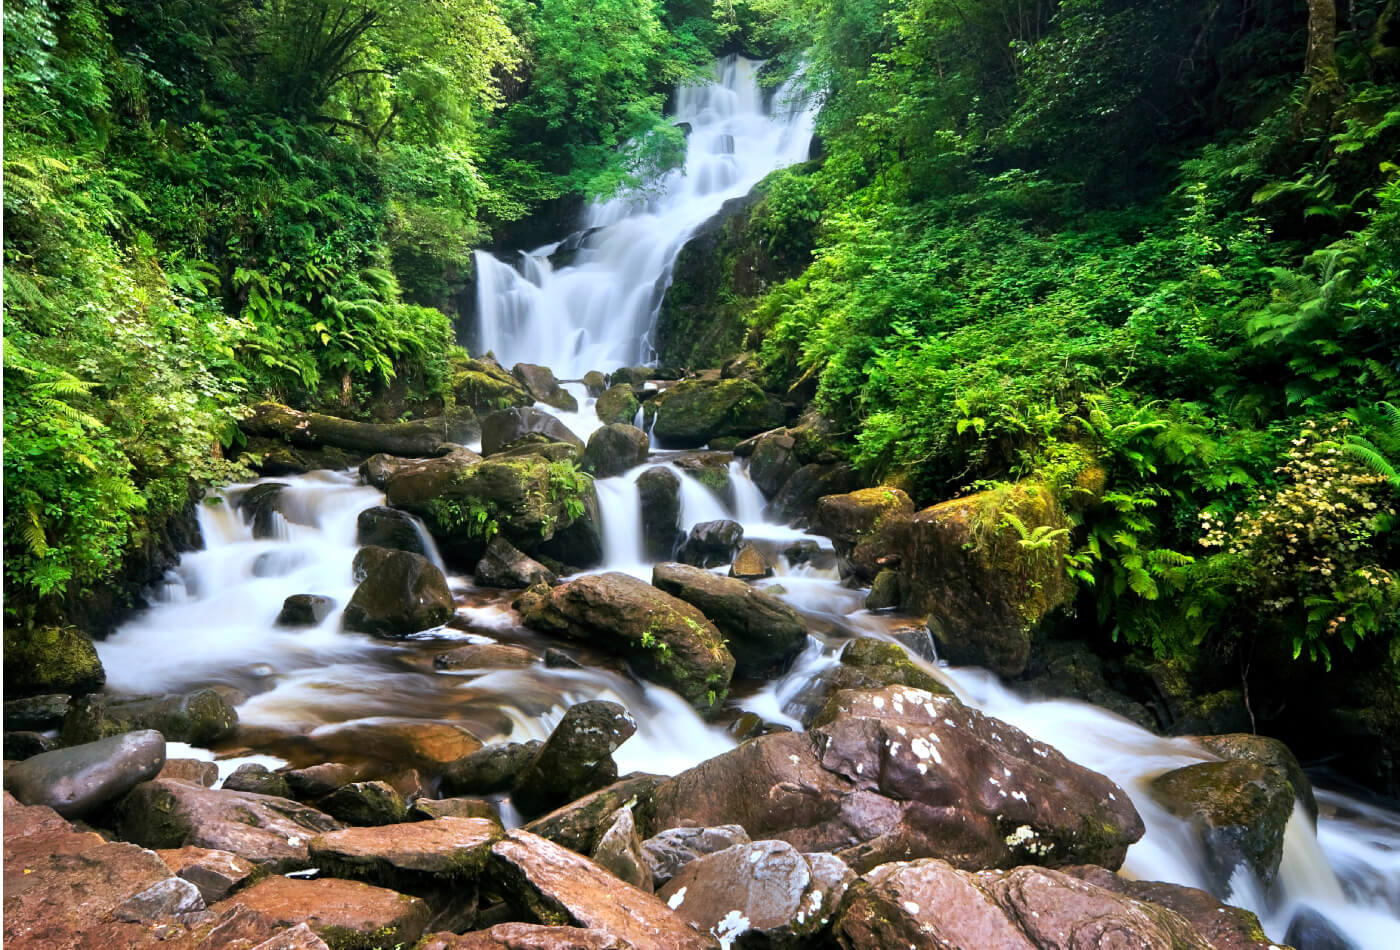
[4,729,166,817]
[309,816,503,889]
[636,467,682,561]
[864,569,900,609]
[647,378,786,449]
[475,536,559,589]
[514,574,735,715]
[113,876,206,922]
[482,407,585,455]
[639,824,751,890]
[672,452,734,506]
[246,436,358,478]
[115,777,343,871]
[62,688,238,746]
[782,540,821,566]
[656,840,852,947]
[524,775,668,855]
[511,701,638,818]
[488,830,714,950]
[435,643,538,671]
[319,781,411,826]
[4,731,55,760]
[791,638,950,726]
[676,519,744,569]
[160,757,220,788]
[453,355,534,416]
[156,846,256,904]
[418,924,631,950]
[361,453,411,489]
[241,402,452,458]
[513,363,579,412]
[590,805,651,892]
[770,463,859,525]
[727,543,774,580]
[544,648,583,669]
[410,797,501,822]
[595,385,641,426]
[1200,733,1317,825]
[443,741,542,795]
[306,720,483,772]
[222,876,431,950]
[812,487,914,575]
[343,546,455,637]
[224,763,293,798]
[4,693,71,730]
[582,371,608,397]
[236,482,295,538]
[285,762,380,800]
[3,625,105,698]
[368,449,482,512]
[582,424,650,478]
[355,506,427,555]
[277,594,338,627]
[652,562,807,678]
[746,431,800,497]
[250,924,332,950]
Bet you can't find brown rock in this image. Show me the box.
[590,806,651,892]
[223,877,430,950]
[309,817,503,887]
[513,363,579,412]
[511,701,637,818]
[418,924,632,949]
[1200,733,1317,825]
[812,488,914,563]
[435,643,538,671]
[639,825,750,890]
[284,762,380,800]
[411,797,501,822]
[306,720,483,771]
[524,775,667,855]
[157,846,257,903]
[652,562,807,678]
[443,742,542,796]
[319,780,411,827]
[1066,866,1279,950]
[160,758,220,788]
[249,924,331,950]
[727,543,774,580]
[342,546,455,637]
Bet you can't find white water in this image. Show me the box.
[475,56,817,377]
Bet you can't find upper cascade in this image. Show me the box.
[475,55,817,379]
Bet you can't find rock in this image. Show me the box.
[476,536,559,589]
[590,805,651,892]
[792,638,951,726]
[418,924,631,950]
[657,840,852,947]
[250,924,333,950]
[116,778,343,871]
[454,355,534,416]
[782,540,821,566]
[727,543,773,580]
[3,625,105,698]
[608,367,651,388]
[676,520,744,569]
[672,452,734,506]
[285,762,380,800]
[235,482,295,538]
[770,463,859,525]
[62,688,238,746]
[488,830,714,950]
[156,845,257,903]
[524,775,668,855]
[355,506,427,555]
[812,487,914,573]
[511,701,639,818]
[160,757,220,787]
[545,648,583,669]
[435,643,538,671]
[369,448,482,510]
[1150,759,1295,888]
[4,731,56,760]
[582,424,650,478]
[4,730,166,818]
[307,720,483,772]
[309,816,503,889]
[482,407,585,456]
[636,467,682,561]
[514,574,735,715]
[319,781,411,826]
[241,402,452,458]
[595,385,642,426]
[514,363,579,412]
[277,594,338,627]
[443,741,542,795]
[224,763,292,798]
[342,546,454,637]
[4,693,71,730]
[1200,733,1317,825]
[865,570,901,609]
[113,875,207,922]
[1016,640,1157,731]
[647,378,785,449]
[742,432,799,499]
[639,825,751,890]
[1285,907,1359,950]
[649,685,1144,874]
[582,371,608,398]
[245,436,357,477]
[652,562,807,678]
[411,797,501,822]
[360,453,409,490]
[222,876,431,950]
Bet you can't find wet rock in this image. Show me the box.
[1200,733,1317,825]
[454,355,535,416]
[676,519,744,569]
[355,506,427,555]
[236,482,294,538]
[3,625,105,698]
[524,774,668,855]
[277,594,338,627]
[476,536,559,589]
[360,453,412,490]
[488,830,714,950]
[609,367,651,388]
[640,824,751,890]
[782,540,821,566]
[160,757,220,787]
[309,816,503,889]
[241,402,452,458]
[595,385,642,426]
[746,431,800,497]
[864,570,901,610]
[545,648,583,669]
[435,643,538,671]
[116,777,343,871]
[652,562,806,678]
[342,546,454,637]
[812,487,914,576]
[514,574,735,715]
[582,424,650,478]
[62,688,238,746]
[657,840,853,947]
[418,924,631,950]
[370,448,483,512]
[246,436,358,478]
[223,876,431,950]
[307,720,483,772]
[647,377,786,449]
[411,797,501,822]
[637,467,682,561]
[511,701,639,818]
[514,363,579,412]
[4,731,56,760]
[4,693,72,730]
[443,741,542,795]
[482,407,585,455]
[4,729,166,818]
[1150,758,1295,888]
[224,763,293,798]
[590,805,651,892]
[582,371,608,398]
[649,685,1144,874]
[770,463,859,525]
[285,762,380,800]
[319,780,411,826]
[727,543,774,580]
[673,452,734,506]
[1285,907,1359,950]
[793,639,950,726]
[156,845,257,904]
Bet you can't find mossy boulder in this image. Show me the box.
[451,355,533,415]
[582,371,607,397]
[342,546,454,637]
[637,467,683,561]
[3,625,106,698]
[512,362,578,412]
[62,687,238,746]
[1200,733,1317,826]
[673,451,733,505]
[355,506,427,555]
[595,384,641,426]
[480,407,584,456]
[798,638,952,727]
[652,562,807,678]
[514,573,735,716]
[319,781,411,827]
[582,424,650,478]
[813,487,915,578]
[645,378,786,449]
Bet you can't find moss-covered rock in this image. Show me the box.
[582,371,607,397]
[646,378,786,449]
[3,625,106,698]
[595,385,641,426]
[582,424,649,478]
[512,362,578,412]
[813,487,915,577]
[451,355,533,415]
[480,407,584,456]
[62,687,238,745]
[652,562,806,678]
[800,638,952,727]
[637,467,683,561]
[342,546,454,637]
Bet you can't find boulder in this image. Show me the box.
[727,543,774,580]
[676,520,744,569]
[222,876,431,950]
[3,625,105,698]
[306,720,483,772]
[245,436,358,477]
[595,385,641,426]
[590,805,651,892]
[487,830,715,950]
[514,574,735,715]
[4,693,72,730]
[360,453,410,490]
[792,638,951,726]
[4,729,166,818]
[648,686,1144,874]
[637,468,682,561]
[319,780,411,826]
[582,425,650,478]
[62,687,238,745]
[482,408,585,456]
[770,463,859,525]
[652,562,806,678]
[1200,733,1317,825]
[582,371,608,397]
[513,363,579,412]
[342,546,454,637]
[524,775,668,855]
[309,816,503,889]
[640,825,751,890]
[224,763,293,798]
[159,757,220,787]
[511,701,638,818]
[609,367,651,388]
[435,643,538,671]
[453,355,535,416]
[443,741,542,796]
[673,452,734,505]
[277,594,337,627]
[116,777,343,870]
[285,762,381,800]
[745,432,800,497]
[657,840,852,947]
[369,447,483,506]
[864,569,901,609]
[647,378,786,449]
[156,845,257,903]
[476,536,559,589]
[235,482,295,538]
[1150,759,1296,888]
[355,506,427,555]
[241,402,451,458]
[812,487,914,573]
[418,924,631,950]
[411,797,501,822]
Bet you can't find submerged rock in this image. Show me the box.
[435,643,538,671]
[342,545,454,637]
[4,729,165,818]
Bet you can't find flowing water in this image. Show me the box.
[96,54,1399,949]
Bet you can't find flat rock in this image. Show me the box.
[652,562,807,678]
[157,845,257,903]
[223,876,430,950]
[306,719,483,771]
[310,816,503,887]
[62,688,238,745]
[436,643,539,671]
[418,924,632,949]
[249,924,331,950]
[4,729,166,817]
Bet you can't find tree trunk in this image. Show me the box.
[1305,0,1337,80]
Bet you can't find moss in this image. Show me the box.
[3,625,106,697]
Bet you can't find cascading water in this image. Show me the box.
[474,56,817,377]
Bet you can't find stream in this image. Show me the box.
[98,55,1399,949]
